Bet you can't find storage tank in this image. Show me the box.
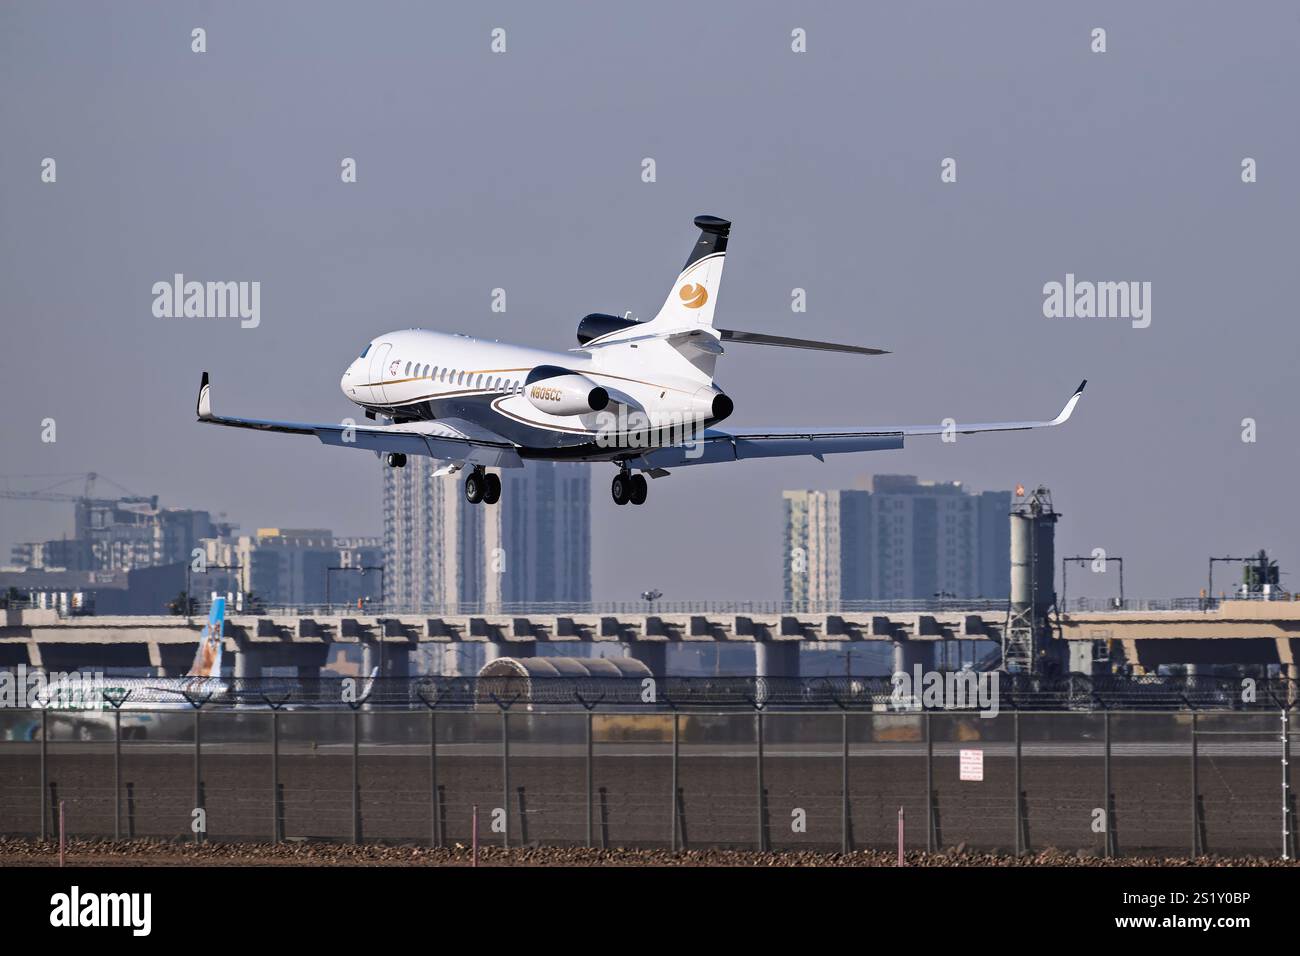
[1005,486,1060,673]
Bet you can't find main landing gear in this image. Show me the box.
[465,466,501,505]
[611,467,648,506]
[385,453,407,468]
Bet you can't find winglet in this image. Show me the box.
[1050,379,1088,426]
[197,372,213,420]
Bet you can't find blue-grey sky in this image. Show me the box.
[2,1,1297,601]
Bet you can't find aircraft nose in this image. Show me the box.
[341,361,356,396]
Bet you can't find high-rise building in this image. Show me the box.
[487,463,592,605]
[203,529,383,609]
[783,475,1010,606]
[382,457,487,612]
[12,497,232,574]
[382,459,590,612]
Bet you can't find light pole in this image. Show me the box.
[325,565,384,614]
[1061,555,1125,611]
[184,563,241,624]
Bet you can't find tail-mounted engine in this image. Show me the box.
[525,365,609,416]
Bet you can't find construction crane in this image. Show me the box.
[1,473,156,552]
[0,472,146,505]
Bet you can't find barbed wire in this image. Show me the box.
[29,674,1297,712]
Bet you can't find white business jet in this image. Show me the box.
[197,215,1085,507]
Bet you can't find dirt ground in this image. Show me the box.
[1,837,1293,867]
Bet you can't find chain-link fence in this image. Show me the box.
[0,708,1293,858]
[29,675,1295,712]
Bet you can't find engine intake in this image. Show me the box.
[576,313,641,346]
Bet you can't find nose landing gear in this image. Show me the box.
[612,468,648,506]
[385,452,407,468]
[464,466,501,505]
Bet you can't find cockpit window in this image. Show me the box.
[359,344,371,358]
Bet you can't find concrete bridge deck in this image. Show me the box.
[3,601,1298,677]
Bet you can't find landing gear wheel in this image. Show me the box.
[483,472,501,505]
[611,472,631,506]
[386,452,407,468]
[465,470,486,504]
[629,473,648,505]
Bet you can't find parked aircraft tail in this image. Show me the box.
[187,597,225,678]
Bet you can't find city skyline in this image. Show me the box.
[783,475,1011,606]
[4,464,1276,605]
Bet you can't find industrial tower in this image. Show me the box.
[1002,485,1062,674]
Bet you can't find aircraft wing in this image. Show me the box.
[196,373,523,468]
[627,381,1086,470]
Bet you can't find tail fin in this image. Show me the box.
[359,665,380,703]
[645,215,730,331]
[187,597,225,678]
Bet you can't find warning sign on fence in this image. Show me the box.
[959,748,984,781]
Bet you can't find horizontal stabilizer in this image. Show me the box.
[717,329,889,355]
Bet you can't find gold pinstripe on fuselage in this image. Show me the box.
[355,368,696,408]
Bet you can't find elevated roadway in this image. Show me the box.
[3,601,1298,678]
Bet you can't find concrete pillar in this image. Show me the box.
[234,648,264,681]
[381,647,410,679]
[626,642,667,677]
[486,641,536,663]
[755,641,800,679]
[440,645,469,677]
[892,639,931,677]
[361,643,412,676]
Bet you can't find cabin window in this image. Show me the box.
[457,371,464,385]
[404,362,411,376]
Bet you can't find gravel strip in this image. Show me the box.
[1,837,1293,867]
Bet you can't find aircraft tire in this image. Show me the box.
[611,473,631,505]
[465,471,486,504]
[629,474,648,505]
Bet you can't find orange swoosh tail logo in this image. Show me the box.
[678,283,708,309]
